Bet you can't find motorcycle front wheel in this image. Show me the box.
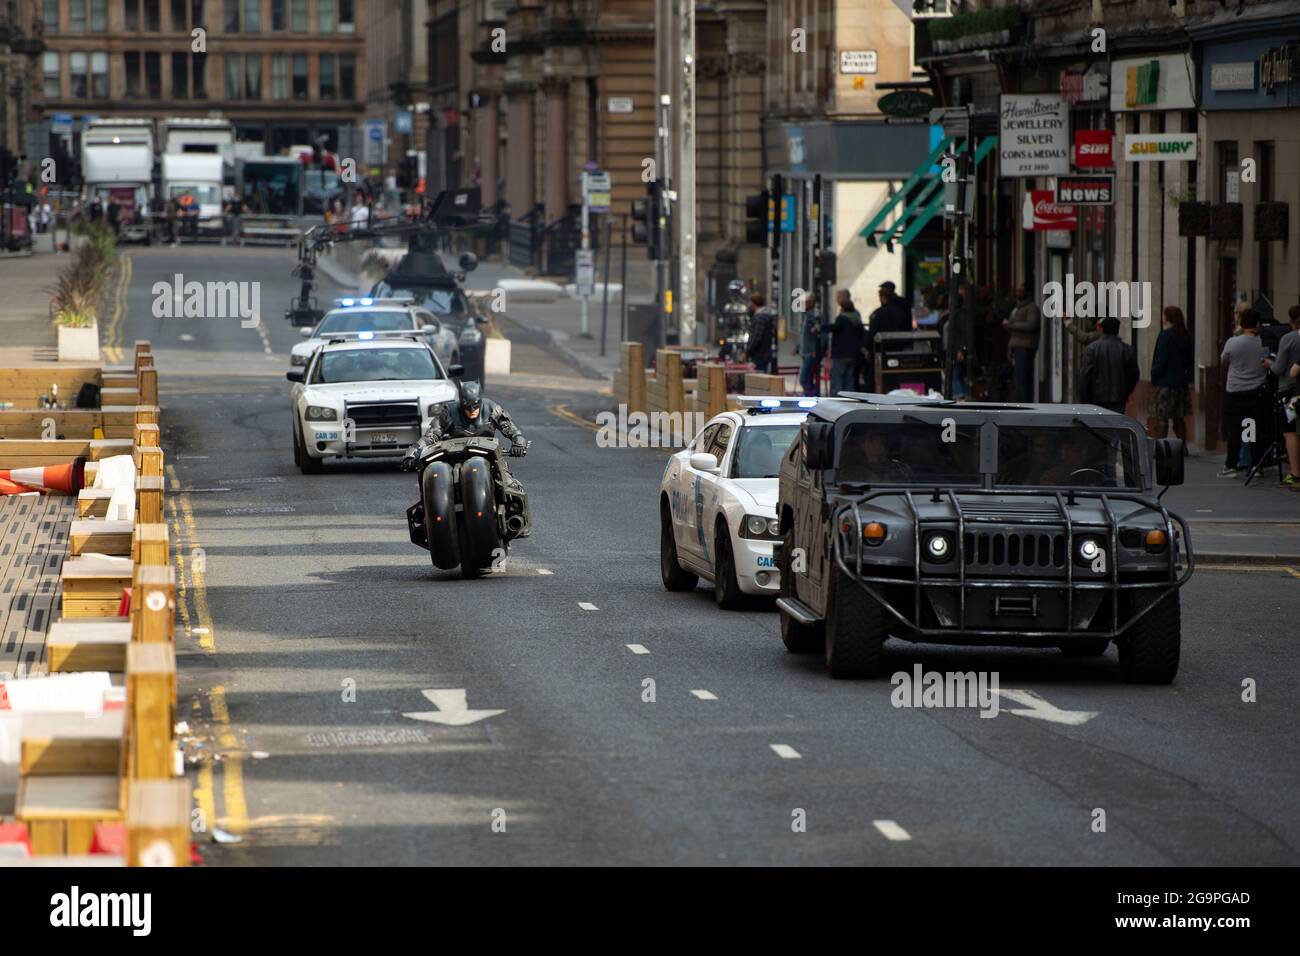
[421,460,461,570]
[457,457,502,579]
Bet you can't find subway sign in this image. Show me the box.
[1055,174,1114,206]
[1124,132,1197,162]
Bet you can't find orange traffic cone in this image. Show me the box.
[0,456,86,495]
[0,477,40,496]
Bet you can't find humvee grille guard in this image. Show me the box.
[832,487,1195,640]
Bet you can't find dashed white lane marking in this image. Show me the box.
[578,601,598,610]
[873,820,912,841]
[179,333,195,342]
[626,644,650,655]
[770,744,801,759]
[690,690,717,700]
[537,568,554,575]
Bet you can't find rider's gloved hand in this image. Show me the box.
[509,439,528,458]
[400,448,421,471]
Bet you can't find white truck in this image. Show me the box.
[160,152,225,241]
[79,118,156,243]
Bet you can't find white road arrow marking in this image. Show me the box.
[402,689,505,726]
[770,743,801,759]
[873,820,911,841]
[690,689,717,700]
[579,601,598,610]
[997,689,1098,726]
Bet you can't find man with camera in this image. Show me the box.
[1275,304,1300,489]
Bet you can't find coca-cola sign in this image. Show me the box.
[1023,189,1078,231]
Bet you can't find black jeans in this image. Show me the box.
[1224,387,1267,470]
[1011,346,1037,403]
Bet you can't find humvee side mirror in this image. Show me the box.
[1153,437,1185,486]
[459,252,479,273]
[803,422,835,470]
[447,363,464,378]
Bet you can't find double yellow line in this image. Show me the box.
[166,463,249,839]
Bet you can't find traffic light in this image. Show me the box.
[631,179,668,260]
[396,154,418,190]
[815,249,837,287]
[744,189,768,245]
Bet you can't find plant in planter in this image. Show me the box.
[50,231,116,362]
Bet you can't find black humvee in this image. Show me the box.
[775,394,1193,682]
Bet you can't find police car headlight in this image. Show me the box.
[740,515,779,540]
[290,353,308,367]
[426,402,442,418]
[305,405,338,421]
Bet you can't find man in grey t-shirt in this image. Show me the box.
[1218,310,1270,477]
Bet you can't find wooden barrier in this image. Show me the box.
[0,366,101,407]
[744,372,787,397]
[612,342,646,415]
[694,363,728,419]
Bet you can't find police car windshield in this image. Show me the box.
[839,422,981,485]
[316,311,411,335]
[733,425,800,479]
[311,347,440,384]
[997,424,1140,488]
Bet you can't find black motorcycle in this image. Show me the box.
[406,436,530,578]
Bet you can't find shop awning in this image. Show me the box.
[859,135,998,250]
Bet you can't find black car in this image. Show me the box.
[371,251,489,381]
[775,394,1193,683]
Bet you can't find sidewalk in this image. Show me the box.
[0,233,66,350]
[1165,453,1300,564]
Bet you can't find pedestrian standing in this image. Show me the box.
[1079,316,1139,414]
[795,292,826,397]
[38,200,51,234]
[744,293,777,374]
[1148,305,1194,440]
[1273,304,1300,488]
[1218,309,1271,478]
[863,280,912,390]
[944,284,974,399]
[1003,284,1041,403]
[829,290,863,396]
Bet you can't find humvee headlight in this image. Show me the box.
[862,522,887,545]
[1077,538,1102,564]
[1145,529,1168,553]
[925,532,953,562]
[305,405,338,421]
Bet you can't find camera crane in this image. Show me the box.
[285,186,491,327]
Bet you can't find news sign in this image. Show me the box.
[1055,175,1114,206]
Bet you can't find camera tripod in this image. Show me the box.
[1243,381,1289,487]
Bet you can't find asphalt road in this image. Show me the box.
[120,245,1300,865]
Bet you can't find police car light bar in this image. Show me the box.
[734,395,819,412]
[333,297,377,308]
[324,330,426,345]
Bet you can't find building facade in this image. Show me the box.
[1,0,46,178]
[364,0,431,185]
[34,0,367,160]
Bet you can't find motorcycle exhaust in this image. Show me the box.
[506,515,526,534]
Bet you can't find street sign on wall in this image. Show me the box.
[1055,175,1114,206]
[999,94,1069,177]
[1023,190,1078,230]
[840,50,878,74]
[1073,130,1114,168]
[1124,133,1197,162]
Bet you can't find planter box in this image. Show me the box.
[1255,202,1289,242]
[1208,203,1243,241]
[57,322,101,362]
[1178,201,1210,237]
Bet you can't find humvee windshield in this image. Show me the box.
[997,424,1141,488]
[839,422,981,485]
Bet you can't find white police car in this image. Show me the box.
[658,397,814,608]
[290,298,460,370]
[285,333,459,474]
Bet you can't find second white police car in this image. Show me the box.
[285,332,458,474]
[659,397,813,608]
[290,297,461,370]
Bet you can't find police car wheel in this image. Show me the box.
[296,422,323,475]
[713,525,746,610]
[659,502,698,592]
[825,564,887,679]
[1118,591,1180,685]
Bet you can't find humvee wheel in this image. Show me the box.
[1060,639,1109,658]
[825,564,887,679]
[1118,591,1181,684]
[778,528,821,653]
